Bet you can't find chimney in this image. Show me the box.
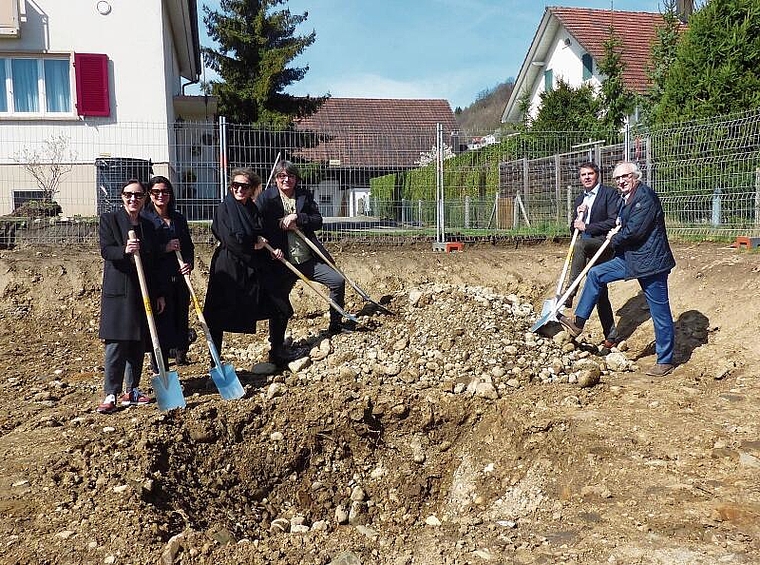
[676,0,694,21]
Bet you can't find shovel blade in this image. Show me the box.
[151,371,186,411]
[210,363,245,400]
[531,298,561,333]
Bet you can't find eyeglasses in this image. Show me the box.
[150,189,171,197]
[613,172,634,182]
[122,191,145,200]
[231,181,252,191]
[275,173,295,180]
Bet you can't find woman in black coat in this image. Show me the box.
[142,176,195,367]
[203,168,288,362]
[97,179,165,413]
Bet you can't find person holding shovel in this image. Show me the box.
[203,168,286,367]
[558,161,676,377]
[564,161,621,352]
[256,160,352,364]
[97,179,165,413]
[142,176,195,369]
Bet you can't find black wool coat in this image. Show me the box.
[98,208,164,342]
[203,196,269,334]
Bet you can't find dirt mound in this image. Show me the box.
[0,242,759,564]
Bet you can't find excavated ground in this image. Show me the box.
[0,240,759,565]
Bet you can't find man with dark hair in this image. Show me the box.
[564,161,621,351]
[559,161,676,377]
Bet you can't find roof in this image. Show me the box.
[502,7,686,123]
[294,98,458,168]
[550,7,680,94]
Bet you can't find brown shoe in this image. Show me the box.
[646,363,674,377]
[598,339,617,355]
[557,313,582,338]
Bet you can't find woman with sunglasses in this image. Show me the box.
[97,179,166,413]
[203,168,285,368]
[142,176,195,370]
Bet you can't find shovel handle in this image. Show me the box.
[175,250,223,368]
[262,241,358,323]
[128,230,169,386]
[552,237,612,318]
[555,210,585,297]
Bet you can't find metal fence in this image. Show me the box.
[2,108,760,247]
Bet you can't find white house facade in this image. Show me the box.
[0,0,211,216]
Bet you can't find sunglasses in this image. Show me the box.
[231,181,252,191]
[122,191,145,200]
[150,189,171,196]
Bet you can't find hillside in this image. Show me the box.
[455,80,515,133]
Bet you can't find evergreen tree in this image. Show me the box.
[529,79,603,134]
[643,0,683,124]
[203,0,326,125]
[655,0,760,123]
[597,28,636,130]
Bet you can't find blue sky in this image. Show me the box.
[199,0,666,110]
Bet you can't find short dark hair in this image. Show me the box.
[578,161,600,175]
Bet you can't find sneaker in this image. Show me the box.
[645,363,674,377]
[97,394,117,414]
[119,388,153,406]
[268,345,307,366]
[557,313,583,338]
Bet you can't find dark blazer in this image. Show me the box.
[98,208,163,342]
[571,184,620,239]
[256,184,335,268]
[611,183,676,279]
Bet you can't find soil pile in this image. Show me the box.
[0,242,758,564]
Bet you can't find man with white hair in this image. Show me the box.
[558,161,676,377]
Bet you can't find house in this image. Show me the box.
[294,98,459,217]
[0,0,213,216]
[501,6,687,125]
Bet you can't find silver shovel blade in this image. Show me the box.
[151,370,186,411]
[531,297,562,333]
[210,363,245,400]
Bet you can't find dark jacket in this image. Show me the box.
[141,208,194,349]
[98,209,163,342]
[572,184,620,239]
[256,183,335,270]
[611,183,676,279]
[203,195,269,333]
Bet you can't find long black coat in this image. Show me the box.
[204,196,273,333]
[141,208,194,350]
[98,209,163,342]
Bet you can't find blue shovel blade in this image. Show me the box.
[210,363,245,400]
[151,370,186,411]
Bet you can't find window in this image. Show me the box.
[0,56,73,115]
[12,189,44,210]
[582,54,593,81]
[543,69,554,92]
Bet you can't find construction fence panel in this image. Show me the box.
[2,108,760,246]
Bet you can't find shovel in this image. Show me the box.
[538,211,585,322]
[261,241,359,324]
[175,250,245,400]
[530,237,612,333]
[128,230,186,411]
[293,227,395,315]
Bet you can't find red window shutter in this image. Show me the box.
[74,53,110,117]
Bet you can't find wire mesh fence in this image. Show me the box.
[2,108,760,247]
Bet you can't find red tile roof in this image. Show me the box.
[549,7,685,94]
[294,98,458,168]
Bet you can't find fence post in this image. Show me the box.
[755,168,760,229]
[464,196,470,229]
[218,115,227,200]
[555,154,561,222]
[418,199,422,228]
[435,123,444,243]
[567,185,573,225]
[401,198,407,225]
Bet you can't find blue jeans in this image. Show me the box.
[576,256,674,364]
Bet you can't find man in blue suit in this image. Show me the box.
[559,161,676,377]
[564,162,621,351]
